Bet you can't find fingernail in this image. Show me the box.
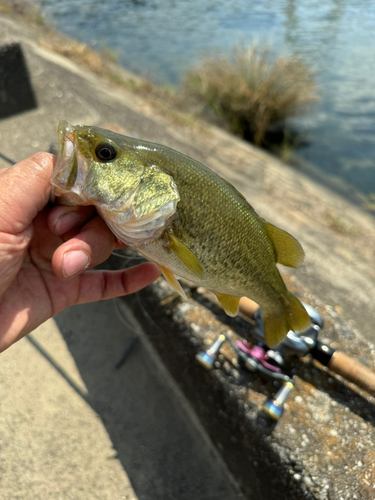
[62,250,90,278]
[55,213,81,235]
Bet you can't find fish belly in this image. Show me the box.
[136,236,285,305]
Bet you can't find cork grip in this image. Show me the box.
[327,351,375,397]
[238,297,259,320]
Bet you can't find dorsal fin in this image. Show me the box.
[261,219,305,268]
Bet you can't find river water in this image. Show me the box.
[35,0,375,197]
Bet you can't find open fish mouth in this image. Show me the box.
[50,120,181,246]
[51,120,89,202]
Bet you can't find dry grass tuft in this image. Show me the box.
[324,210,359,235]
[360,193,375,212]
[0,0,44,24]
[184,43,317,146]
[39,38,105,74]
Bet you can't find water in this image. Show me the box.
[35,0,375,196]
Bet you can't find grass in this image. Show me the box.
[39,37,107,74]
[360,193,375,212]
[184,43,317,147]
[0,0,44,24]
[324,210,359,235]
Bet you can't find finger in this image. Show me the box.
[74,263,161,304]
[51,215,118,279]
[0,153,55,234]
[48,205,96,236]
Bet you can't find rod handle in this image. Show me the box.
[327,351,375,397]
[238,297,259,320]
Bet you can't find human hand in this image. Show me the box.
[0,153,160,353]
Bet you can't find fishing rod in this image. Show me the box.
[196,297,375,420]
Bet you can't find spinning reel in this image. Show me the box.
[196,300,375,420]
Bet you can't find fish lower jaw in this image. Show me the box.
[53,190,90,206]
[98,199,178,247]
[98,209,170,247]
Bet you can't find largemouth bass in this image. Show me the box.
[51,120,310,347]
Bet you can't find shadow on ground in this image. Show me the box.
[50,299,241,500]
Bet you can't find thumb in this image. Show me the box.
[0,153,55,235]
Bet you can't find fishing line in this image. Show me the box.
[113,296,143,335]
[112,297,144,369]
[115,291,166,338]
[114,337,139,369]
[135,291,166,337]
[113,290,166,368]
[26,334,89,402]
[111,250,146,267]
[0,152,16,165]
[111,251,144,260]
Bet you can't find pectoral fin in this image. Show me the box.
[159,265,187,300]
[215,292,240,316]
[168,232,205,279]
[261,219,304,268]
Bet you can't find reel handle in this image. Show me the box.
[327,351,375,397]
[196,334,226,370]
[263,381,294,421]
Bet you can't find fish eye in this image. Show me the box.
[95,143,117,162]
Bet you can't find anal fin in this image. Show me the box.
[160,265,187,301]
[215,292,240,317]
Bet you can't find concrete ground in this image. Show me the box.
[0,299,243,500]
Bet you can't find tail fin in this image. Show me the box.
[287,293,311,334]
[263,293,311,348]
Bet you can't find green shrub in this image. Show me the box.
[184,43,317,146]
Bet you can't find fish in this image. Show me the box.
[51,120,310,347]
